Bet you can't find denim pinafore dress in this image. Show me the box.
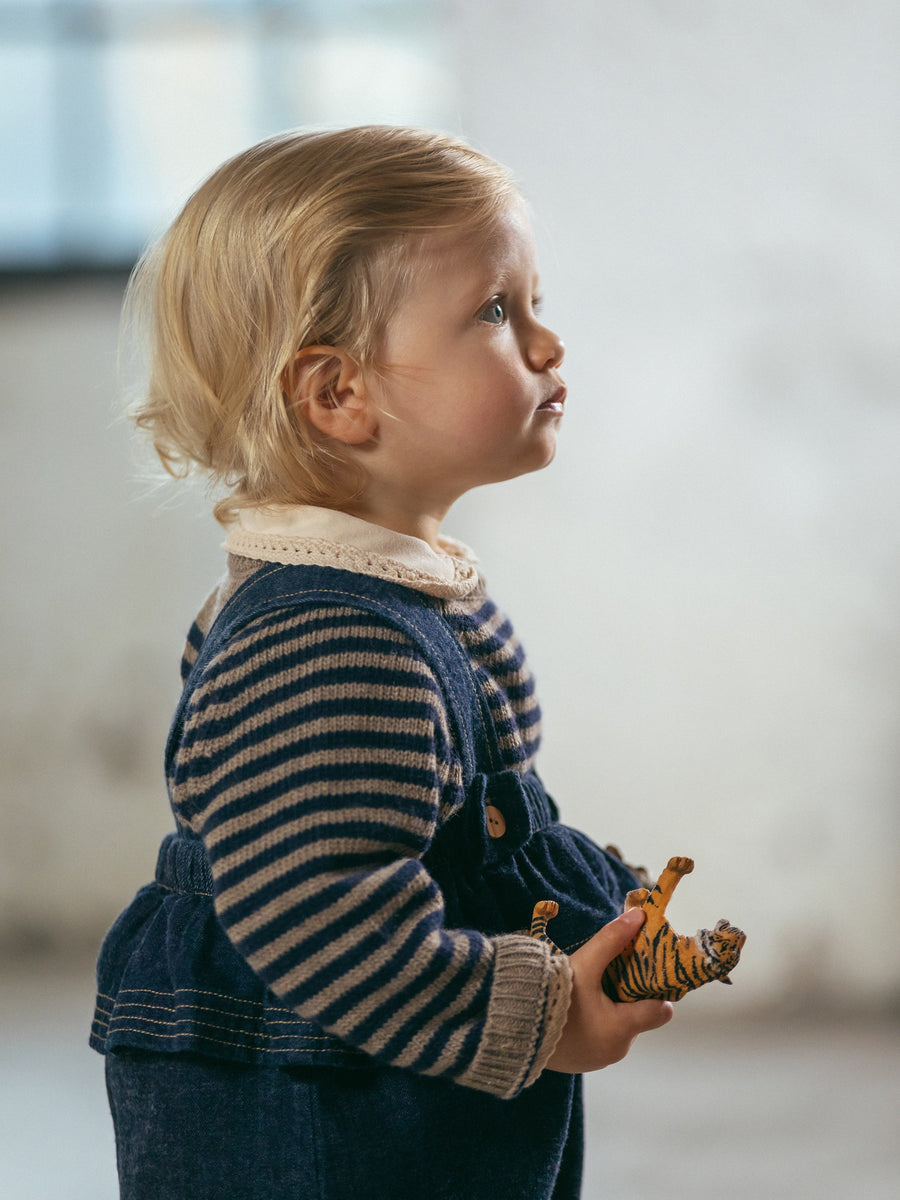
[91,563,638,1070]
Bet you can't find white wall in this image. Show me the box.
[0,278,225,949]
[2,0,898,1011]
[449,0,900,1009]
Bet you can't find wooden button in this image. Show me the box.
[485,805,507,838]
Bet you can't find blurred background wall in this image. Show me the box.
[2,0,899,1014]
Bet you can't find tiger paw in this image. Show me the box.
[666,856,694,876]
[624,888,650,910]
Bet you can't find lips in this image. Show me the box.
[537,385,566,414]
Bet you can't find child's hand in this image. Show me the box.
[546,907,674,1074]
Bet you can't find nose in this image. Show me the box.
[526,321,565,372]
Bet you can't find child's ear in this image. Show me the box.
[282,347,378,446]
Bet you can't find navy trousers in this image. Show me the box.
[106,1049,583,1200]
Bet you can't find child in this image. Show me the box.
[91,126,673,1200]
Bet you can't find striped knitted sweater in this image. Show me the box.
[169,507,572,1098]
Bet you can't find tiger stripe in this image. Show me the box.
[607,917,744,1001]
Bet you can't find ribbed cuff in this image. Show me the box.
[455,936,573,1100]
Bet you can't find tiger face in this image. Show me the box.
[699,919,746,982]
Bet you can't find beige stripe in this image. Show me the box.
[193,648,437,729]
[486,680,539,718]
[335,921,452,1050]
[190,704,436,762]
[425,1016,485,1078]
[243,861,432,977]
[186,675,445,765]
[508,689,539,714]
[204,773,441,849]
[491,664,534,695]
[467,640,529,677]
[215,824,429,919]
[214,604,418,657]
[265,870,444,1002]
[210,802,434,881]
[210,616,418,690]
[353,933,491,1063]
[456,604,507,646]
[476,644,526,674]
[190,749,454,832]
[213,864,347,942]
[231,604,402,638]
[498,724,540,752]
[185,737,445,802]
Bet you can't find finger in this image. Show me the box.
[623,998,675,1032]
[582,907,646,970]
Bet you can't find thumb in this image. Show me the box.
[582,906,645,972]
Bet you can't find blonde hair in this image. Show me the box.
[125,125,519,524]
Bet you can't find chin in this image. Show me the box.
[508,450,559,485]
[531,437,559,472]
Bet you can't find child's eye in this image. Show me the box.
[478,298,506,325]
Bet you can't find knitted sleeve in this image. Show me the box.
[169,603,571,1098]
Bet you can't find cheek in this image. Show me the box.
[462,355,530,411]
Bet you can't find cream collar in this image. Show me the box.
[224,506,482,599]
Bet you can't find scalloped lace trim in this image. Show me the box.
[224,508,482,599]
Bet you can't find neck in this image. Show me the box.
[338,499,450,553]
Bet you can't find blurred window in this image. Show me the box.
[0,0,454,270]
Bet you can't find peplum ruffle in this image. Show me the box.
[92,769,637,1069]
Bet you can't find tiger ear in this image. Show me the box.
[282,346,378,446]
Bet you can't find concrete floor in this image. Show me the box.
[581,1005,900,1200]
[1,958,897,1200]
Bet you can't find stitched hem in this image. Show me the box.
[520,953,573,1089]
[453,936,572,1100]
[89,987,369,1066]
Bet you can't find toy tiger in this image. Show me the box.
[530,855,746,1002]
